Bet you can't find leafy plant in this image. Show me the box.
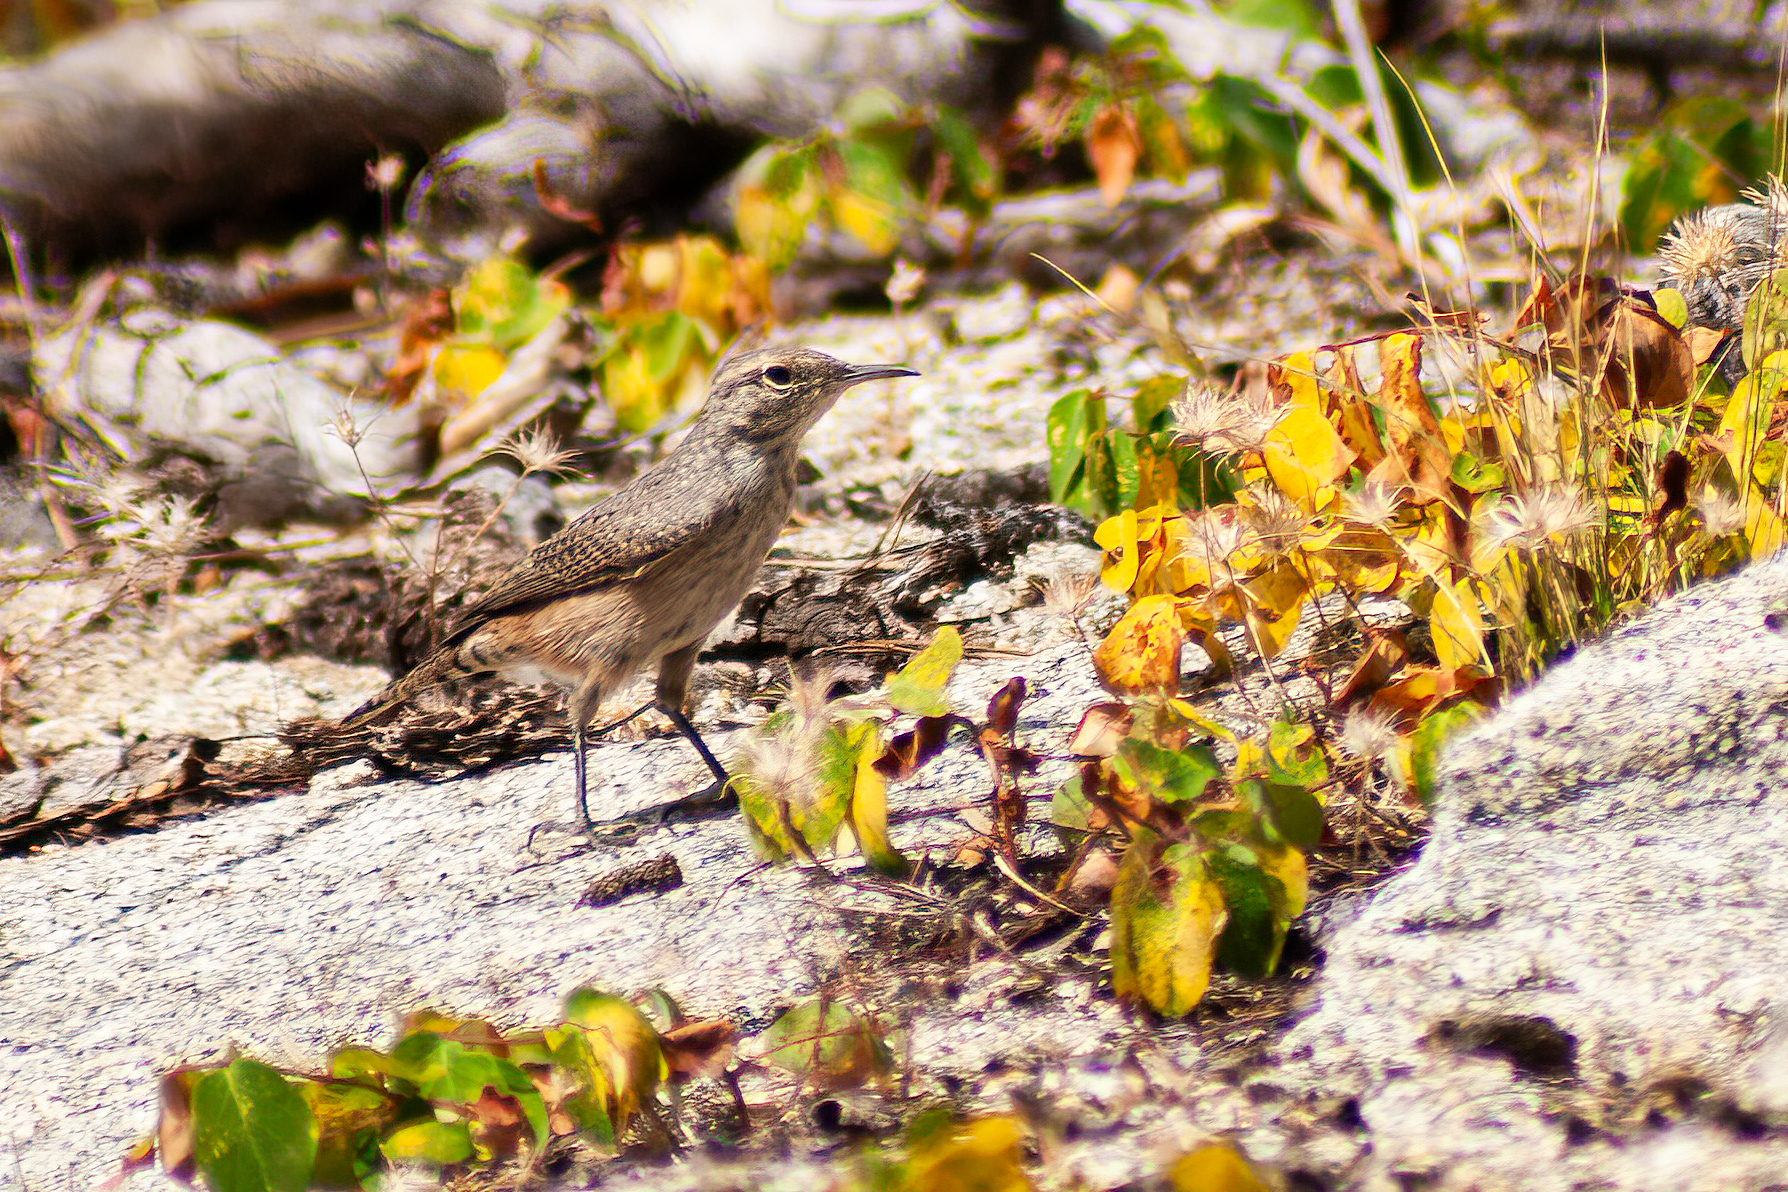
[131,989,736,1190]
[391,235,769,438]
[1046,378,1238,521]
[1621,96,1771,253]
[1046,256,1788,1015]
[733,628,1042,876]
[734,87,996,269]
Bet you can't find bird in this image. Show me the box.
[344,345,918,831]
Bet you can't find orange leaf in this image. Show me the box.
[1087,104,1141,207]
[1094,594,1186,693]
[384,288,454,405]
[1368,333,1455,507]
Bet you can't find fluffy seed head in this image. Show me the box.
[1342,481,1401,531]
[1658,210,1741,287]
[1658,201,1780,332]
[1339,705,1402,764]
[1172,380,1283,457]
[1694,487,1747,538]
[1477,485,1600,553]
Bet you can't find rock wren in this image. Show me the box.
[345,346,918,829]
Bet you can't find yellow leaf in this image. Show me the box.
[831,188,902,255]
[1096,509,1141,592]
[1168,700,1237,742]
[1429,575,1488,672]
[735,181,818,269]
[1719,363,1788,485]
[903,1118,1032,1192]
[561,989,667,1133]
[1239,561,1309,660]
[1257,843,1308,920]
[1110,834,1228,1016]
[1230,737,1267,781]
[885,626,963,717]
[1170,1142,1270,1192]
[1261,405,1355,512]
[1271,352,1324,411]
[1743,487,1788,556]
[1326,346,1384,467]
[849,731,907,877]
[601,345,666,432]
[1094,594,1186,693]
[432,344,506,399]
[1134,440,1180,510]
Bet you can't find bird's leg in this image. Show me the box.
[568,677,605,831]
[652,643,731,788]
[581,645,736,842]
[660,704,730,786]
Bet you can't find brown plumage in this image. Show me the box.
[346,345,918,829]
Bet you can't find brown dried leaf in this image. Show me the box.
[1334,627,1409,710]
[875,714,966,781]
[1366,332,1456,507]
[660,1019,738,1083]
[384,288,454,406]
[984,677,1028,739]
[1068,702,1134,758]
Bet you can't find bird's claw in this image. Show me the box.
[579,779,737,844]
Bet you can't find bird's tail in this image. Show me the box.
[339,647,473,727]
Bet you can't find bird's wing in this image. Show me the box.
[445,474,722,638]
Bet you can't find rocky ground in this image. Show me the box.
[2,280,1419,1190]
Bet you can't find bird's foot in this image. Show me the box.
[581,779,737,845]
[526,818,600,851]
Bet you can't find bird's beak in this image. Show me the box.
[841,363,920,385]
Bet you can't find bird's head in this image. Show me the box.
[698,346,918,446]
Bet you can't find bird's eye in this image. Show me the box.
[762,364,794,388]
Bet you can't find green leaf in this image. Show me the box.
[1258,780,1323,850]
[1111,430,1141,509]
[1205,848,1285,979]
[1047,389,1095,505]
[1743,272,1788,373]
[1620,96,1764,253]
[1450,452,1506,494]
[1113,739,1221,805]
[191,1059,318,1192]
[1406,702,1482,805]
[932,106,997,206]
[453,257,570,349]
[1109,833,1227,1016]
[1654,286,1689,329]
[542,1026,616,1148]
[735,144,821,268]
[328,1048,396,1089]
[759,999,892,1088]
[378,1119,473,1166]
[1051,773,1097,846]
[838,87,907,135]
[1131,375,1184,432]
[1265,718,1328,787]
[885,626,963,717]
[831,138,913,255]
